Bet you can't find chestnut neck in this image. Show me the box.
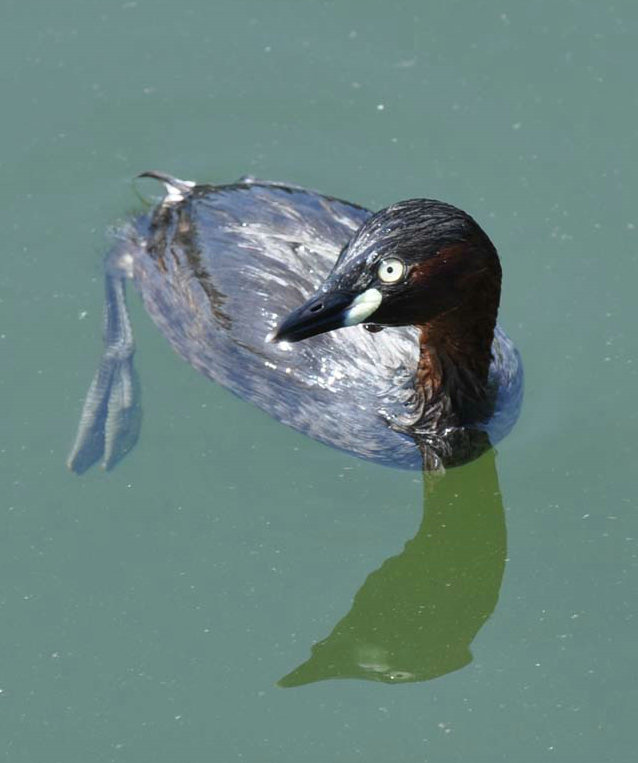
[415,294,499,426]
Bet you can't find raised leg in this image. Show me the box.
[67,251,141,473]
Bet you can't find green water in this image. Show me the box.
[2,0,637,761]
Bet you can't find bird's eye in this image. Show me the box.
[377,258,405,284]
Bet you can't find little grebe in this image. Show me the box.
[68,173,522,473]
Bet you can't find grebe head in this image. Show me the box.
[272,199,501,344]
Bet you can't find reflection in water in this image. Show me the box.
[279,449,505,686]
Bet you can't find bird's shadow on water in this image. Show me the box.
[279,448,506,687]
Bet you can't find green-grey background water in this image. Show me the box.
[2,0,636,761]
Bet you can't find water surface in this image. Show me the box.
[1,1,636,761]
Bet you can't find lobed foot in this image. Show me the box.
[67,269,141,473]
